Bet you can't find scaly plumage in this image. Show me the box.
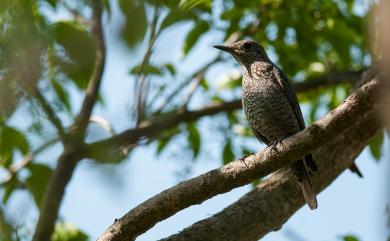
[214,40,318,209]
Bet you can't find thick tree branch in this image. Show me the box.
[294,70,364,92]
[84,69,363,161]
[71,0,106,136]
[96,73,380,241]
[161,109,379,241]
[32,150,82,241]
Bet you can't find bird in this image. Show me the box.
[214,40,318,209]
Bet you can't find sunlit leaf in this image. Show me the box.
[342,235,360,241]
[179,0,211,11]
[52,222,88,241]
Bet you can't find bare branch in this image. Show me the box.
[71,0,106,136]
[33,89,66,138]
[96,72,380,241]
[83,69,363,161]
[32,151,82,241]
[32,2,106,240]
[90,115,116,135]
[294,70,365,92]
[152,54,222,115]
[135,6,160,125]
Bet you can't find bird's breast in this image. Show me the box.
[242,74,300,142]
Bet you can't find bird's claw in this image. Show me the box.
[269,140,282,152]
[239,154,252,167]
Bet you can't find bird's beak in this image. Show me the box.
[213,45,234,53]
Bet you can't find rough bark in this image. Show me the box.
[96,74,380,241]
[161,108,379,241]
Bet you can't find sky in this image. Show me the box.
[3,1,390,241]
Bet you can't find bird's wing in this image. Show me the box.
[273,66,306,130]
[273,66,317,172]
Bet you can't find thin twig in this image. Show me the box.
[182,68,207,109]
[135,6,160,126]
[83,68,364,161]
[71,0,106,136]
[151,22,258,114]
[33,88,66,138]
[153,54,223,114]
[61,1,91,25]
[0,137,59,186]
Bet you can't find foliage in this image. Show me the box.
[0,0,381,240]
[52,222,88,241]
[342,235,360,241]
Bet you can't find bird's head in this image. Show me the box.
[213,40,268,66]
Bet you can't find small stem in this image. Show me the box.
[32,88,66,139]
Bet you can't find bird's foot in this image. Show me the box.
[269,140,282,152]
[239,154,252,167]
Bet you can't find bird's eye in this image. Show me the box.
[243,42,251,50]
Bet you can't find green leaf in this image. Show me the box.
[251,178,262,188]
[44,0,57,8]
[51,21,96,89]
[160,9,195,31]
[156,138,169,155]
[0,125,29,166]
[222,140,234,165]
[179,0,211,11]
[342,235,360,241]
[118,0,147,47]
[130,64,163,76]
[200,79,209,90]
[187,123,201,158]
[368,131,384,161]
[25,163,53,208]
[183,21,209,55]
[52,222,88,241]
[164,63,176,76]
[103,0,111,19]
[51,78,71,113]
[0,208,13,241]
[2,177,18,204]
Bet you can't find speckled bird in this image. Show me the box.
[214,40,318,209]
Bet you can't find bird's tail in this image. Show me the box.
[292,159,318,210]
